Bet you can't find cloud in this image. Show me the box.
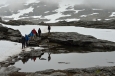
[0,0,115,9]
[0,0,7,4]
[83,0,115,9]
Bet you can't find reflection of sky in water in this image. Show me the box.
[14,52,115,72]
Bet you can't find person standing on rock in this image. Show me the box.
[38,28,41,37]
[25,34,29,47]
[32,28,37,39]
[21,36,26,49]
[48,25,51,33]
[28,31,34,40]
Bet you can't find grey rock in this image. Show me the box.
[26,73,50,76]
[50,72,67,76]
[0,66,21,75]
[37,69,54,74]
[45,32,115,51]
[0,24,22,42]
[73,74,83,76]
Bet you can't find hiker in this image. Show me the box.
[21,36,26,49]
[28,31,34,40]
[25,34,29,47]
[48,25,51,33]
[38,28,41,37]
[32,29,37,39]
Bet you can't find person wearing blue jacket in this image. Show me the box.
[25,34,29,47]
[28,31,34,40]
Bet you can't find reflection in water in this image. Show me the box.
[48,52,51,62]
[21,57,29,64]
[21,52,45,64]
[48,39,51,62]
[39,52,44,59]
[14,52,115,72]
[14,39,115,72]
[31,57,37,62]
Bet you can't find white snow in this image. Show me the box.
[89,13,99,15]
[44,11,50,13]
[92,9,103,10]
[44,1,84,23]
[0,4,9,9]
[0,40,44,62]
[66,18,80,22]
[4,7,34,20]
[105,18,115,21]
[25,0,40,5]
[80,15,87,17]
[110,12,115,17]
[0,40,22,61]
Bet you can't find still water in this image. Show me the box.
[14,51,115,72]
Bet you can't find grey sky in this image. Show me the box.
[83,0,115,8]
[0,0,115,8]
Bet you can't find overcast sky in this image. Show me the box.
[84,0,115,8]
[0,0,115,9]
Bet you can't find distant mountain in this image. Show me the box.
[0,0,115,23]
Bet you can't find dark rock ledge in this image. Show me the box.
[0,24,22,42]
[7,66,115,76]
[42,32,115,51]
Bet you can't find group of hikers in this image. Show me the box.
[21,25,51,49]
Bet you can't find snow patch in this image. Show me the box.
[0,4,9,8]
[92,9,103,10]
[25,0,40,5]
[80,15,87,17]
[4,7,34,20]
[110,12,115,17]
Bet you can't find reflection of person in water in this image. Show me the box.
[21,58,29,64]
[33,56,36,62]
[30,56,37,62]
[48,52,51,61]
[39,51,44,59]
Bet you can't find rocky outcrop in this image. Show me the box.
[0,18,34,25]
[42,32,115,51]
[73,20,115,29]
[47,20,115,29]
[0,24,22,42]
[8,66,115,76]
[0,66,21,75]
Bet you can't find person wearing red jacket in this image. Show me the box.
[32,29,37,39]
